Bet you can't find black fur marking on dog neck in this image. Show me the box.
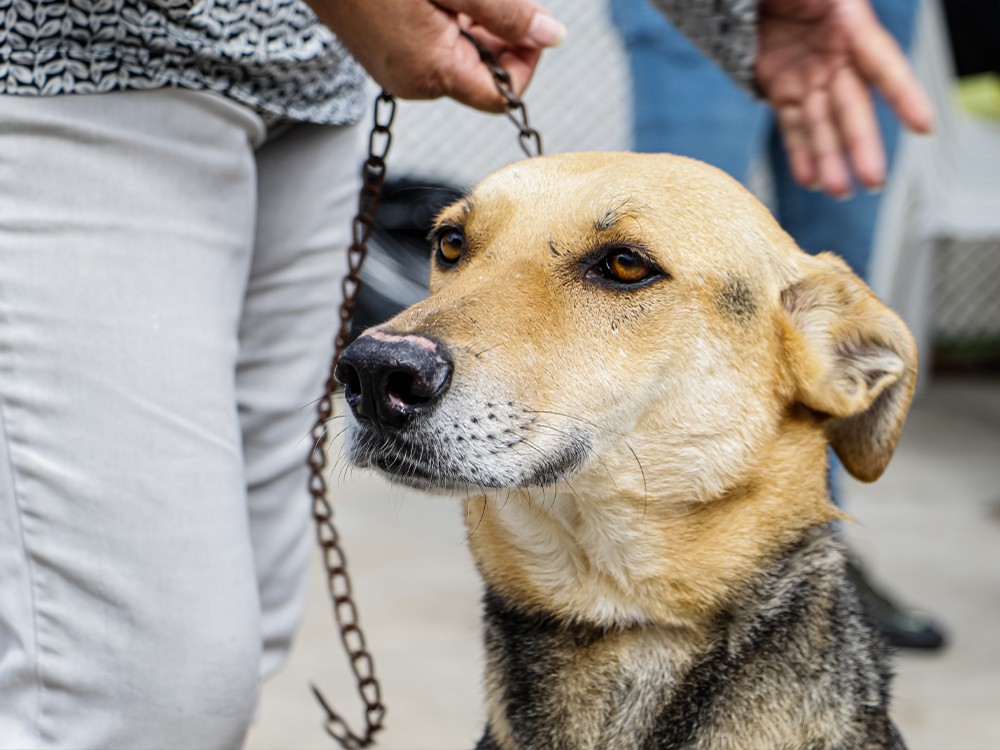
[645,568,815,747]
[474,526,906,750]
[477,591,607,750]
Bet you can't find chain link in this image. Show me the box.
[460,30,544,158]
[307,91,395,750]
[308,39,543,748]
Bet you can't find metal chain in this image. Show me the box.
[461,30,544,158]
[308,38,543,748]
[307,90,395,750]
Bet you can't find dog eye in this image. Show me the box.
[596,250,658,285]
[436,229,466,266]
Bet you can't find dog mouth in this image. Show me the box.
[334,328,595,490]
[346,419,591,491]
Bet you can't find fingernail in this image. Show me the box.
[866,185,884,196]
[526,12,567,47]
[807,182,823,192]
[834,191,855,202]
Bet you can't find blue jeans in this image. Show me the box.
[609,0,920,503]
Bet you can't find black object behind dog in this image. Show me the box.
[350,178,464,339]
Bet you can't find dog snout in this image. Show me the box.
[335,332,453,428]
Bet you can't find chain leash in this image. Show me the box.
[307,36,543,749]
[459,30,544,158]
[307,90,394,750]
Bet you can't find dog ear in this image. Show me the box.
[781,252,918,482]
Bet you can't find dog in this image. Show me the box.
[335,152,916,749]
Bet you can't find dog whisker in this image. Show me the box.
[331,449,354,487]
[298,393,346,412]
[498,487,514,514]
[522,408,631,440]
[321,424,352,449]
[515,437,561,493]
[335,461,352,488]
[470,342,505,359]
[562,474,589,509]
[526,415,644,512]
[623,441,649,521]
[531,421,623,495]
[300,421,331,454]
[462,486,490,546]
[321,434,353,486]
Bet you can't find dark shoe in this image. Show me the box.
[846,555,947,651]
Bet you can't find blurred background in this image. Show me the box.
[248,0,1000,747]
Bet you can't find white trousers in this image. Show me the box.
[0,90,362,748]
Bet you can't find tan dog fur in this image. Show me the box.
[377,153,914,626]
[341,152,917,749]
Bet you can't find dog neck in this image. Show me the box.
[465,417,856,748]
[462,416,840,630]
[474,525,874,750]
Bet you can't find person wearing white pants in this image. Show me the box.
[0,89,363,747]
[0,0,929,745]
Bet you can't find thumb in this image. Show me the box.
[434,0,566,47]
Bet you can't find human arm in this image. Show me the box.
[304,0,566,113]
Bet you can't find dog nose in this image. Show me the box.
[335,333,453,429]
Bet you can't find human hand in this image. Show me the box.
[310,0,566,113]
[755,0,933,197]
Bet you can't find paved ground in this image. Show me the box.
[247,376,1000,750]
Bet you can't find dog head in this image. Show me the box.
[337,152,916,501]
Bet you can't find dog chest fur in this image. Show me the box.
[475,528,903,750]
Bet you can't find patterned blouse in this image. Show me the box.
[0,0,755,126]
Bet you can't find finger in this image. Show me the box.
[497,48,542,98]
[804,89,853,198]
[777,104,820,190]
[442,34,516,112]
[846,0,933,133]
[831,67,886,189]
[434,0,566,48]
[442,24,545,112]
[464,24,541,97]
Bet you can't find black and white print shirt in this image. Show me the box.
[0,0,366,124]
[0,0,757,125]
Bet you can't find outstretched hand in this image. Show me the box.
[755,0,933,197]
[311,0,565,113]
